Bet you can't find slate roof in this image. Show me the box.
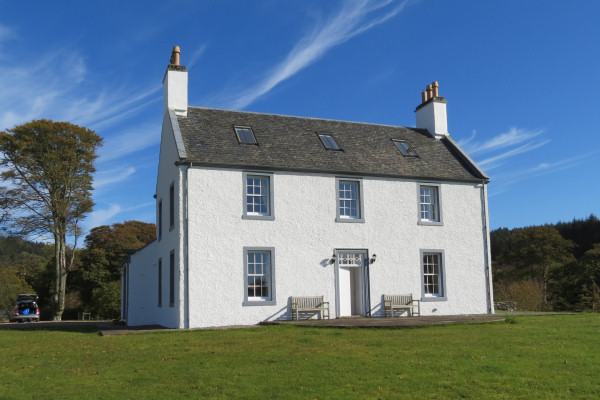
[175,107,488,183]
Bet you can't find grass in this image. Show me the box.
[1,314,599,399]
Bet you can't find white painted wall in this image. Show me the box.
[125,112,188,328]
[178,168,490,328]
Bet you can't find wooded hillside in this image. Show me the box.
[491,214,600,312]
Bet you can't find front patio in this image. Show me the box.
[261,314,504,328]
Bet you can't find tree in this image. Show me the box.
[76,221,155,315]
[550,244,600,311]
[0,267,34,310]
[0,120,102,320]
[499,226,575,307]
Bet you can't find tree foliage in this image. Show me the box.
[76,221,155,316]
[555,214,600,258]
[491,215,600,312]
[550,244,600,312]
[0,268,34,310]
[498,226,575,283]
[0,120,102,320]
[0,236,53,313]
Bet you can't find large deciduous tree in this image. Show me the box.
[0,119,102,320]
[77,221,155,318]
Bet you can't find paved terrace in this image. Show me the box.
[262,314,505,328]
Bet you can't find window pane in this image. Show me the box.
[318,133,341,150]
[235,127,257,144]
[246,176,270,216]
[246,250,272,300]
[419,186,439,222]
[423,252,442,296]
[339,180,359,219]
[393,140,417,156]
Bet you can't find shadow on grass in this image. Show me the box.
[0,321,103,334]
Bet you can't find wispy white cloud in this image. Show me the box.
[458,126,550,173]
[0,23,14,45]
[187,44,207,69]
[94,166,136,189]
[459,127,545,155]
[83,204,122,230]
[83,200,156,231]
[97,122,161,163]
[478,139,551,170]
[215,0,411,109]
[0,47,159,132]
[487,152,598,197]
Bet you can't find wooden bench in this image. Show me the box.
[384,294,420,317]
[78,311,91,320]
[291,296,330,321]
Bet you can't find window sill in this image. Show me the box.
[335,217,365,223]
[243,300,277,307]
[421,296,447,302]
[418,220,443,226]
[242,215,275,221]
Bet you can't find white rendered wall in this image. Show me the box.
[126,240,158,326]
[143,114,185,328]
[183,168,490,328]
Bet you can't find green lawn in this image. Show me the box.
[1,314,599,399]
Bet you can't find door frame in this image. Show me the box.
[334,249,371,317]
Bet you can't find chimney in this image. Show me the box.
[415,81,448,139]
[163,45,188,117]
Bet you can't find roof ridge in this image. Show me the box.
[186,106,421,131]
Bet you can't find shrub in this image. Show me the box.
[494,279,546,311]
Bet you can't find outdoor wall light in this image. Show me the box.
[329,254,337,264]
[370,254,377,263]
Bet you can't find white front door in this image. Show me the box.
[336,251,369,317]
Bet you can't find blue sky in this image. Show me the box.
[1,0,598,235]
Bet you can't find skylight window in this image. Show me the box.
[234,126,257,144]
[393,140,417,157]
[318,133,342,150]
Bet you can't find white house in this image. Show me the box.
[121,46,493,329]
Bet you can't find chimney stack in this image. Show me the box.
[415,81,448,139]
[163,45,188,117]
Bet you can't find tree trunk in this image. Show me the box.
[52,229,68,321]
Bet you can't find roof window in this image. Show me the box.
[393,140,417,157]
[318,133,342,151]
[234,126,257,144]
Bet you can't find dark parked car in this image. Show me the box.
[10,294,40,322]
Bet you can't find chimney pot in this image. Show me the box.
[170,45,181,66]
[415,81,448,139]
